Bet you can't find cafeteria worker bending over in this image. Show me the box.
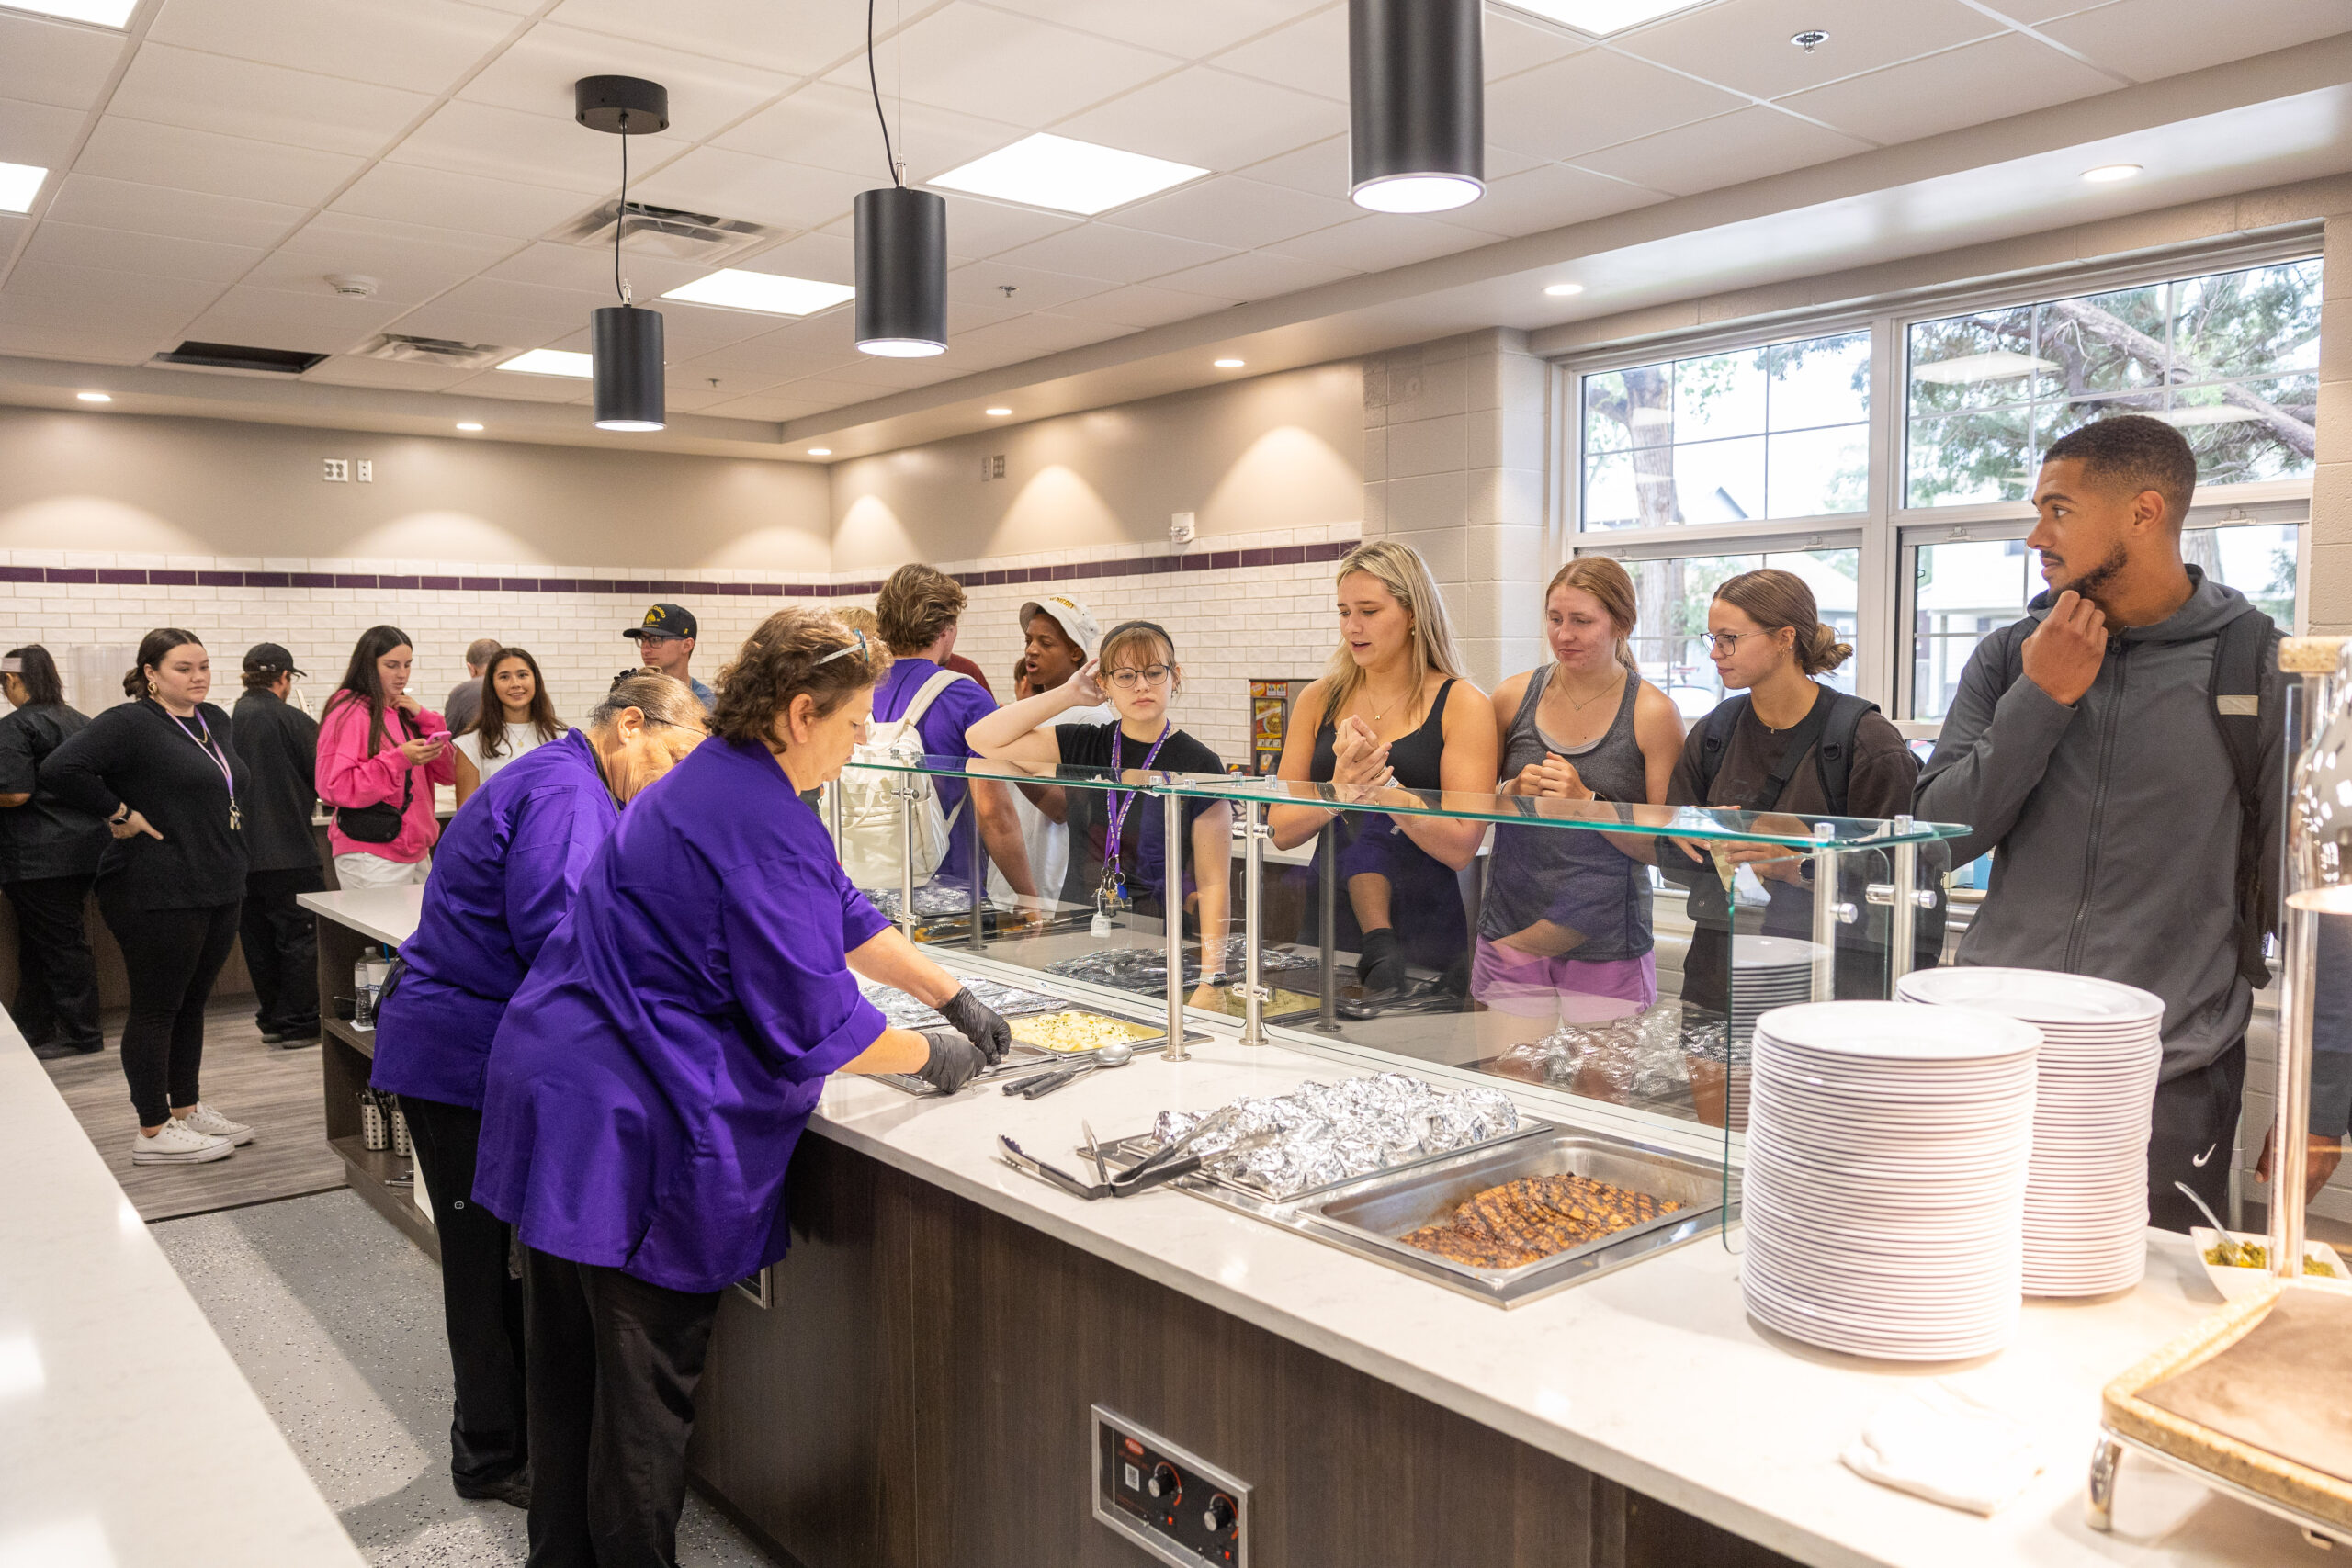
[471,609,1012,1568]
[370,671,707,1513]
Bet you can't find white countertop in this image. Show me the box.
[0,1020,365,1567]
[299,885,426,949]
[304,897,2314,1568]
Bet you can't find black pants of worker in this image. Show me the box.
[401,1094,527,1494]
[2148,1040,2246,1235]
[240,865,323,1038]
[5,874,101,1051]
[521,1247,721,1568]
[97,893,239,1126]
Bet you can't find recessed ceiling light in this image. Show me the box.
[1214,358,1245,369]
[0,0,136,26]
[985,408,1013,417]
[1544,282,1584,298]
[456,422,484,431]
[807,447,832,456]
[930,133,1207,217]
[0,162,47,215]
[661,269,856,317]
[1492,0,1710,37]
[2081,164,2142,183]
[496,348,594,378]
[75,391,111,403]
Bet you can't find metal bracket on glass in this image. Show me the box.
[1241,802,1269,1047]
[1863,884,1939,908]
[1809,823,1839,1001]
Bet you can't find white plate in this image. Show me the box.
[1735,936,1826,968]
[1897,966,2165,1024]
[1755,1000,2042,1061]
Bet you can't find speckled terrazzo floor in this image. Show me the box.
[152,1190,775,1567]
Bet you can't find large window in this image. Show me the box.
[1626,548,1860,720]
[1905,260,2321,508]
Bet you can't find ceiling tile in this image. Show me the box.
[1054,66,1345,173]
[17,221,264,285]
[818,4,1180,126]
[420,274,607,329]
[74,117,366,207]
[745,230,857,286]
[0,96,93,170]
[665,328,852,380]
[919,192,1081,259]
[458,22,796,141]
[0,321,178,365]
[714,80,1018,186]
[543,0,870,78]
[2038,0,2352,82]
[0,13,130,113]
[1571,105,1871,195]
[1111,175,1358,249]
[1453,162,1665,237]
[1209,6,1349,102]
[482,240,703,298]
[1481,12,1591,81]
[944,309,1128,362]
[1236,133,1349,195]
[1485,49,1743,161]
[1778,33,2117,146]
[373,302,561,353]
[1050,281,1235,328]
[699,392,832,420]
[945,260,1107,311]
[2,257,221,318]
[1149,246,1357,299]
[1263,213,1489,271]
[42,175,306,247]
[990,221,1235,284]
[302,355,474,391]
[631,146,868,232]
[443,367,595,404]
[176,285,408,354]
[330,163,596,241]
[106,45,433,158]
[245,213,520,303]
[387,100,662,195]
[978,0,1328,61]
[770,374,891,404]
[144,0,520,94]
[1611,0,2000,102]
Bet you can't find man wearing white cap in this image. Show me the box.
[990,596,1115,911]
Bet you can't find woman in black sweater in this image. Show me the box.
[44,629,254,1166]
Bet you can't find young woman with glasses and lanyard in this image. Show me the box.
[42,628,255,1164]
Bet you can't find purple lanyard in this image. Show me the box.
[167,709,239,829]
[1101,725,1171,901]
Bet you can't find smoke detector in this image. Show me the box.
[325,274,379,298]
[553,199,779,265]
[354,333,511,369]
[1791,28,1828,51]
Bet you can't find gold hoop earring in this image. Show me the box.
[145,680,157,698]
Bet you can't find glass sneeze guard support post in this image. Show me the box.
[2270,635,2348,1283]
[1887,815,1919,986]
[1316,822,1341,1033]
[968,798,986,953]
[1162,786,1188,1062]
[825,780,843,848]
[897,779,917,940]
[1810,821,1839,1002]
[1240,798,1269,1046]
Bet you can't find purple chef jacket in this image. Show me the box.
[870,656,995,888]
[371,729,619,1110]
[471,738,894,1293]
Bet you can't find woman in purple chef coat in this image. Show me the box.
[370,671,708,1512]
[471,608,1012,1568]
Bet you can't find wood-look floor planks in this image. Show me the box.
[40,1003,344,1223]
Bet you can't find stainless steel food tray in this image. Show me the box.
[1100,1117,1551,1208]
[1104,1127,1720,1308]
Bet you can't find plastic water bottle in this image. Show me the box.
[354,955,379,1029]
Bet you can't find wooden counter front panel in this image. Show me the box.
[686,1134,1795,1568]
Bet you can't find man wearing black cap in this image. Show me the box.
[623,604,713,708]
[232,644,323,1046]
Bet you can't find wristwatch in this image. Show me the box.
[109,804,130,826]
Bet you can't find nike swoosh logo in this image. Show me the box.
[2191,1145,2217,1168]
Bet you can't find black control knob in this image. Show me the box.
[1148,1462,1181,1503]
[1203,1495,1237,1534]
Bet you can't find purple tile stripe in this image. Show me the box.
[3,540,1355,597]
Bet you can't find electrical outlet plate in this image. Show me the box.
[322,458,348,482]
[356,459,372,483]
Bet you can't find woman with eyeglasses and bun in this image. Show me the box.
[967,619,1234,1002]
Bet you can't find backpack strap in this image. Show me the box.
[896,667,970,731]
[1690,694,1748,806]
[1810,692,1880,814]
[2211,606,2281,988]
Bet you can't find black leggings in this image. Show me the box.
[99,894,239,1126]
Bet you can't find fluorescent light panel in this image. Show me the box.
[0,162,47,214]
[1911,351,2055,386]
[497,348,593,378]
[1492,0,1708,36]
[1,0,137,27]
[930,133,1206,217]
[661,269,855,317]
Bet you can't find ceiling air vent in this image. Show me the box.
[354,333,510,370]
[554,199,778,265]
[149,341,329,375]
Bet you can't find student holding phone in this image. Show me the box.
[317,626,454,889]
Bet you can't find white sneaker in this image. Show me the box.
[131,1121,234,1165]
[176,1102,253,1145]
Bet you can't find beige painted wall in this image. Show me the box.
[0,407,831,572]
[828,362,1363,570]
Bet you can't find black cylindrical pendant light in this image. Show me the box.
[591,305,665,432]
[1348,0,1484,213]
[854,186,947,358]
[576,75,670,432]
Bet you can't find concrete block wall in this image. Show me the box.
[2314,210,2352,635]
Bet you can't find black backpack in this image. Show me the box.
[1995,602,2279,988]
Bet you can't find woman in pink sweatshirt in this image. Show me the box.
[317,625,456,888]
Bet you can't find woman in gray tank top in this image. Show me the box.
[1476,558,1686,1055]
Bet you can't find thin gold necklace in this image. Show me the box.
[1361,671,1416,723]
[1555,665,1623,712]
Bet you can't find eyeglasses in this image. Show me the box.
[813,630,868,669]
[1103,664,1173,690]
[636,632,685,645]
[1703,631,1759,655]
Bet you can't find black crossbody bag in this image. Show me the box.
[334,707,418,844]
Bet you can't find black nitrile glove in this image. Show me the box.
[915,1030,989,1094]
[936,987,1013,1066]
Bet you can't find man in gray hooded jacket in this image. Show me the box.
[1919,414,2346,1234]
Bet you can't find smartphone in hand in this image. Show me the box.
[424,729,452,745]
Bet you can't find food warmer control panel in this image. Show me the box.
[1092,1405,1251,1568]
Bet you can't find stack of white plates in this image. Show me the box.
[1897,967,2164,1297]
[1728,936,1822,1049]
[1742,1000,2041,1360]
